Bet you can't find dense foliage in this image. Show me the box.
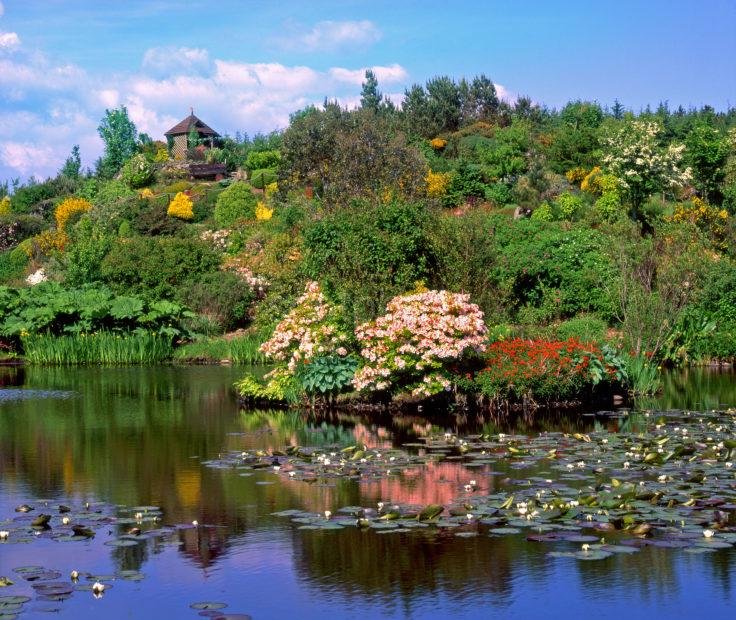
[1,69,734,384]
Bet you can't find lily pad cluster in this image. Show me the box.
[233,408,736,559]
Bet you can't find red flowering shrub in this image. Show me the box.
[469,338,625,402]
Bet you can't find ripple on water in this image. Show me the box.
[0,389,78,403]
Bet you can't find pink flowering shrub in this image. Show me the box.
[353,290,488,398]
[260,281,351,371]
[237,282,353,402]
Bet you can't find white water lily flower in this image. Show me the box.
[703,529,715,538]
[273,465,281,471]
[576,461,585,468]
[62,516,71,525]
[135,512,143,520]
[288,471,295,477]
[71,570,79,580]
[658,475,667,482]
[192,520,199,526]
[623,462,631,469]
[0,531,9,540]
[469,480,477,487]
[586,514,594,521]
[377,502,384,510]
[466,514,473,520]
[726,463,733,468]
[581,544,590,552]
[92,582,105,594]
[324,510,332,519]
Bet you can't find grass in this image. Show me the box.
[22,332,174,365]
[174,332,266,365]
[625,354,662,396]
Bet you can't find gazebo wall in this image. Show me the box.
[171,135,188,159]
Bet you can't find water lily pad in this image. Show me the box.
[191,602,228,610]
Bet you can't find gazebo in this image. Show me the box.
[164,109,220,159]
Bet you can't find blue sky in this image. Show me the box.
[1,0,734,180]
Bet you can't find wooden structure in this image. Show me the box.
[189,163,228,181]
[164,109,220,159]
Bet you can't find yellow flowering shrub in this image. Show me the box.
[54,198,91,233]
[264,182,278,197]
[140,188,154,199]
[581,166,619,195]
[426,171,451,197]
[255,200,273,220]
[672,197,729,250]
[0,196,10,215]
[153,148,169,163]
[430,138,448,151]
[167,192,194,220]
[32,230,66,255]
[565,167,588,185]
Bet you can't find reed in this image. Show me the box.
[22,332,174,365]
[174,332,266,365]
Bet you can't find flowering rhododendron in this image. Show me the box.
[260,281,351,373]
[353,290,488,398]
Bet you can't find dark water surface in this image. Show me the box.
[1,365,736,619]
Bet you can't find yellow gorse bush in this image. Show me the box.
[672,197,729,250]
[140,188,154,199]
[0,195,10,215]
[54,198,91,233]
[153,148,169,163]
[565,167,588,185]
[581,166,619,195]
[426,171,451,197]
[430,138,448,150]
[32,230,66,255]
[167,192,194,220]
[255,200,273,220]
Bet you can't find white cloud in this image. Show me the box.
[1,142,57,178]
[329,64,409,86]
[142,46,210,77]
[0,31,20,51]
[277,19,381,52]
[0,2,5,18]
[496,83,515,102]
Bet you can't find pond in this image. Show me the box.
[1,364,736,619]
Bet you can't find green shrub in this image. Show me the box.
[484,182,512,205]
[0,248,29,283]
[101,236,220,300]
[304,199,434,322]
[531,202,554,221]
[121,154,155,188]
[492,217,616,320]
[244,149,281,171]
[59,217,113,285]
[174,332,266,364]
[161,181,192,194]
[132,199,185,236]
[555,192,584,220]
[555,315,608,344]
[250,168,277,190]
[184,272,255,332]
[595,192,622,222]
[214,182,257,227]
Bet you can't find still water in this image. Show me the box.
[1,365,735,619]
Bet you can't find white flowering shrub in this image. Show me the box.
[602,120,691,218]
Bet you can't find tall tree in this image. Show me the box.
[360,69,382,112]
[97,106,137,178]
[60,144,81,179]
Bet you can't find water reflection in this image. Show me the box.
[1,365,736,618]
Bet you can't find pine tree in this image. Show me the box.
[360,70,382,112]
[60,145,81,179]
[612,99,625,120]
